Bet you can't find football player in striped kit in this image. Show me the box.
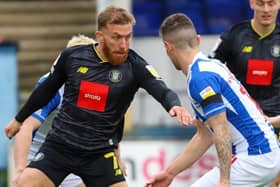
[146,13,280,187]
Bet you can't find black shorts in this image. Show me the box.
[28,140,125,187]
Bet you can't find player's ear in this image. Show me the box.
[249,0,254,9]
[164,40,173,52]
[95,31,104,43]
[196,35,201,46]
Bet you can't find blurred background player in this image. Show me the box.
[209,0,280,185]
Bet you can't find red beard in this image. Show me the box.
[103,41,128,66]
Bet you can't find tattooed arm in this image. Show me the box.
[205,112,232,187]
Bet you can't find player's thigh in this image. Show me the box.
[17,167,55,187]
[75,184,86,187]
[28,140,77,186]
[110,181,128,187]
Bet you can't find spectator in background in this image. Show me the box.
[145,13,280,187]
[209,0,280,186]
[5,5,193,187]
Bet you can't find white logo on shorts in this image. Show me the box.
[33,152,45,162]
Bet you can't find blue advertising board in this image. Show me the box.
[0,42,18,169]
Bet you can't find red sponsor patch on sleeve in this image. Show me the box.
[246,59,274,86]
[77,80,109,112]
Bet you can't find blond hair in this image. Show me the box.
[66,34,96,48]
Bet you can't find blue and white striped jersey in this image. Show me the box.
[187,52,279,155]
[29,73,64,160]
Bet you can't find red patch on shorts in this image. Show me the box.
[77,80,109,112]
[246,59,274,86]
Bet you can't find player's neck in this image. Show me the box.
[180,49,199,75]
[251,19,275,37]
[95,44,108,62]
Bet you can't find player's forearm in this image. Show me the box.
[166,128,212,176]
[14,124,33,171]
[144,79,181,112]
[207,112,232,184]
[115,144,121,157]
[114,144,121,159]
[211,123,232,183]
[14,116,41,171]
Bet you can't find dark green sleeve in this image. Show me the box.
[132,54,181,112]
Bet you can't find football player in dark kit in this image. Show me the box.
[5,5,193,187]
[209,0,280,186]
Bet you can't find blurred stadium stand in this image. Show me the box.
[0,0,96,92]
[132,0,253,36]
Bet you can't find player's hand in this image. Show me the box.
[118,158,127,176]
[144,170,174,187]
[5,119,21,139]
[269,172,280,187]
[217,180,230,187]
[114,147,127,176]
[11,168,24,187]
[265,115,280,128]
[269,183,279,187]
[168,106,193,126]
